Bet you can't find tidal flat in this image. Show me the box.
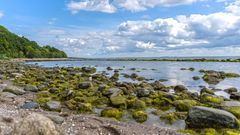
[0,60,240,135]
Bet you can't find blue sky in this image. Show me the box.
[0,0,240,57]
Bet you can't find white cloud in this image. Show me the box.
[66,0,116,13]
[136,41,156,49]
[66,0,203,13]
[0,11,4,18]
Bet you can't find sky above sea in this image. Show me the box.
[0,0,240,57]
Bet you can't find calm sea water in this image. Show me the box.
[26,60,240,98]
[26,60,240,128]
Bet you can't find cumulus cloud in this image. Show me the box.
[0,11,4,18]
[66,0,116,13]
[66,0,202,13]
[39,0,240,57]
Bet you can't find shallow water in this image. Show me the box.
[26,61,240,98]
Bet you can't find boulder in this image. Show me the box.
[12,113,60,135]
[186,106,239,129]
[202,70,225,84]
[3,86,25,95]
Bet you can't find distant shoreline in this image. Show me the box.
[12,56,240,63]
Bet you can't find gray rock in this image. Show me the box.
[103,88,122,98]
[230,92,240,101]
[174,85,188,93]
[136,88,150,97]
[186,106,239,129]
[1,92,17,98]
[224,87,238,94]
[222,101,240,107]
[24,85,38,92]
[21,102,39,109]
[46,114,64,124]
[78,82,92,89]
[3,86,25,95]
[46,101,61,111]
[12,113,60,135]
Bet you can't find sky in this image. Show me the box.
[0,0,240,57]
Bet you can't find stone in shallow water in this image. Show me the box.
[230,92,240,101]
[21,102,39,109]
[186,106,239,129]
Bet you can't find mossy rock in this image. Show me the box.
[160,112,187,124]
[65,99,77,110]
[178,129,197,135]
[127,99,146,110]
[224,73,240,78]
[224,107,240,119]
[110,96,127,109]
[203,128,217,135]
[132,111,148,123]
[200,88,214,95]
[200,94,224,106]
[101,108,122,120]
[174,100,197,112]
[223,129,240,135]
[152,97,173,111]
[192,76,200,80]
[77,103,93,113]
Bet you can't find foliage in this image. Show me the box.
[0,25,67,58]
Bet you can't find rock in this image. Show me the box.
[24,84,38,92]
[45,101,61,111]
[151,81,165,91]
[77,103,93,113]
[11,73,23,78]
[174,85,188,93]
[1,92,17,98]
[46,114,65,124]
[222,101,240,107]
[78,82,92,89]
[224,87,238,94]
[98,84,107,92]
[103,88,122,98]
[200,88,214,95]
[21,102,39,109]
[101,108,122,120]
[136,88,150,97]
[132,111,148,123]
[192,76,200,80]
[106,67,113,70]
[230,92,240,101]
[12,113,60,135]
[174,100,197,112]
[186,106,239,129]
[200,93,224,105]
[202,70,225,84]
[110,96,127,109]
[3,86,25,95]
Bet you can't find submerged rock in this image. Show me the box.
[230,92,240,101]
[174,85,188,93]
[224,87,238,94]
[12,113,60,135]
[202,70,225,84]
[186,106,239,129]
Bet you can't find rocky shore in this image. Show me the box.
[0,60,240,135]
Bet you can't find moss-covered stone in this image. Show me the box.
[132,111,148,123]
[127,99,146,110]
[174,100,197,112]
[160,112,187,124]
[201,94,224,106]
[203,128,217,135]
[224,73,240,78]
[77,103,93,113]
[224,107,240,119]
[101,108,122,120]
[110,96,127,109]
